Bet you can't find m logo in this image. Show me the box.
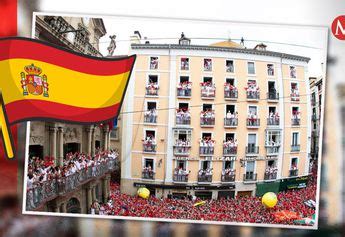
[332,15,345,40]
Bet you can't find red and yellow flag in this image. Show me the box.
[0,37,136,159]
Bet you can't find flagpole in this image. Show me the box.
[0,91,14,158]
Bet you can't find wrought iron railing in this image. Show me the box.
[26,159,118,211]
[198,174,212,182]
[221,173,236,182]
[177,88,192,97]
[224,89,238,99]
[224,118,238,127]
[173,174,188,182]
[264,172,277,180]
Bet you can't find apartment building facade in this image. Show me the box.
[120,35,311,199]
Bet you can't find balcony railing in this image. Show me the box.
[224,118,238,127]
[267,92,279,101]
[173,174,188,182]
[312,114,318,121]
[291,93,300,101]
[143,143,157,153]
[177,88,192,97]
[291,118,300,126]
[198,174,212,182]
[223,146,237,155]
[289,169,299,177]
[224,89,238,100]
[146,87,159,96]
[199,146,214,155]
[267,118,280,126]
[200,117,215,126]
[173,145,191,156]
[221,173,236,182]
[176,114,191,125]
[246,145,259,154]
[201,87,216,98]
[291,145,300,152]
[264,172,277,180]
[265,145,280,154]
[243,173,257,182]
[144,114,157,123]
[247,118,260,127]
[142,170,155,180]
[26,159,118,211]
[246,91,260,100]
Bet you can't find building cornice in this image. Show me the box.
[131,44,310,62]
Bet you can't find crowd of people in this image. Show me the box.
[176,108,191,124]
[144,108,157,123]
[199,137,215,154]
[225,111,238,126]
[200,82,216,97]
[174,139,191,154]
[27,149,119,190]
[268,111,280,125]
[145,81,159,95]
[224,83,238,98]
[223,138,238,154]
[94,169,317,225]
[247,110,259,125]
[245,82,260,98]
[200,109,215,125]
[142,135,157,151]
[177,81,192,96]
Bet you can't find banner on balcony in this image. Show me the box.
[0,37,136,159]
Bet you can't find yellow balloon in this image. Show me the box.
[137,187,150,199]
[262,192,278,208]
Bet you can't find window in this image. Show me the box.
[248,134,257,145]
[203,77,213,84]
[246,161,255,173]
[248,106,258,115]
[147,101,157,110]
[145,130,155,139]
[266,131,281,146]
[223,160,234,169]
[180,76,189,83]
[110,128,119,140]
[150,57,158,70]
[267,64,274,76]
[268,81,276,93]
[177,160,186,169]
[289,66,296,78]
[201,160,211,170]
[226,78,235,86]
[144,158,154,169]
[291,158,298,168]
[226,60,234,73]
[204,58,212,71]
[226,104,235,114]
[267,160,276,168]
[292,132,299,146]
[247,62,255,74]
[179,102,189,111]
[202,104,213,111]
[269,106,276,114]
[181,58,189,70]
[225,133,235,141]
[148,75,158,84]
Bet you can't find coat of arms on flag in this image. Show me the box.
[20,64,49,97]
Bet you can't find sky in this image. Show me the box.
[95,15,328,77]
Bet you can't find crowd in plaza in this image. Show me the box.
[94,168,316,225]
[26,149,119,189]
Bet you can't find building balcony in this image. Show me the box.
[173,174,188,182]
[198,174,212,183]
[26,159,118,211]
[199,146,214,155]
[265,145,280,155]
[146,87,159,96]
[224,118,238,127]
[201,87,216,99]
[289,169,299,177]
[246,91,260,101]
[200,117,215,127]
[173,145,191,156]
[142,170,155,180]
[177,88,192,98]
[291,144,300,152]
[176,114,191,125]
[243,173,257,182]
[291,118,300,126]
[246,145,259,154]
[267,92,279,101]
[144,114,157,124]
[267,118,279,126]
[312,114,318,121]
[223,146,237,155]
[143,143,157,153]
[291,93,300,102]
[264,171,277,180]
[221,172,236,182]
[224,89,238,100]
[246,118,260,128]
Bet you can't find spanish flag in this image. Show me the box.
[0,37,136,159]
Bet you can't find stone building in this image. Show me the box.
[26,16,118,214]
